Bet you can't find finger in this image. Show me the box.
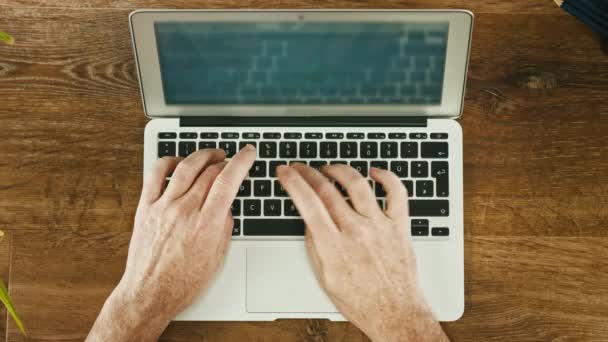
[201,145,256,226]
[370,167,408,222]
[290,163,359,228]
[164,149,226,201]
[277,165,339,240]
[320,164,382,218]
[182,161,227,209]
[140,156,182,205]
[214,212,234,259]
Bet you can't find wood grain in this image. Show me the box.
[1,0,558,14]
[0,1,607,341]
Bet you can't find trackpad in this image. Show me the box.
[246,246,338,313]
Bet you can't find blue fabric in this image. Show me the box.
[562,0,608,38]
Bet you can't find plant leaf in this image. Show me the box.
[0,31,15,45]
[0,279,26,335]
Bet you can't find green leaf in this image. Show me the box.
[0,279,25,335]
[0,31,15,45]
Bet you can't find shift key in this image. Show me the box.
[409,200,449,216]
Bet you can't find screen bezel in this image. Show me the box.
[130,10,473,119]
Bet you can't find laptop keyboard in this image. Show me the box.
[157,130,450,239]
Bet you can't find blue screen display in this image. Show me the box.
[155,22,448,105]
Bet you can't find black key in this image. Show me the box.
[411,219,429,236]
[263,132,281,139]
[158,141,176,157]
[432,161,449,197]
[409,200,449,216]
[335,182,348,196]
[232,219,241,236]
[231,200,241,216]
[159,132,177,139]
[309,160,327,171]
[350,161,368,177]
[269,161,287,177]
[375,182,386,197]
[249,161,267,178]
[284,200,300,216]
[179,132,197,139]
[360,142,378,158]
[244,219,305,236]
[326,133,344,139]
[377,199,384,209]
[299,142,317,158]
[222,132,239,139]
[432,227,450,236]
[391,161,408,177]
[416,180,434,197]
[401,142,418,158]
[320,142,338,158]
[199,141,217,149]
[264,200,282,216]
[219,141,237,157]
[243,132,260,139]
[284,132,302,139]
[410,133,427,139]
[331,160,348,165]
[260,141,277,158]
[243,199,262,216]
[421,142,449,158]
[346,133,365,139]
[305,133,323,139]
[430,133,448,139]
[200,132,219,139]
[388,133,407,139]
[274,180,288,197]
[279,141,298,158]
[340,142,358,158]
[402,180,414,197]
[239,141,257,150]
[238,180,251,197]
[254,180,271,197]
[178,141,196,157]
[380,142,398,158]
[367,133,386,139]
[370,161,388,170]
[411,161,428,177]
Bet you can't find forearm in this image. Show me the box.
[86,285,170,342]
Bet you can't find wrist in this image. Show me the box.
[87,282,171,342]
[366,301,447,342]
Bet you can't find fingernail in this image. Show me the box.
[243,144,256,151]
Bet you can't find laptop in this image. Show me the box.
[130,9,471,322]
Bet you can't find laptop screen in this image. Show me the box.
[155,22,448,106]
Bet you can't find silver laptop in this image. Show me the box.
[131,9,471,322]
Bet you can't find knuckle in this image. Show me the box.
[213,173,233,190]
[352,177,371,191]
[316,181,337,200]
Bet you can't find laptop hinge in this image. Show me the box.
[180,116,427,127]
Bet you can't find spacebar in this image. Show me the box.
[409,200,450,216]
[244,219,305,236]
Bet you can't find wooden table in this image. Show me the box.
[1,1,607,341]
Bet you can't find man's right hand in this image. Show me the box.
[277,163,448,342]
